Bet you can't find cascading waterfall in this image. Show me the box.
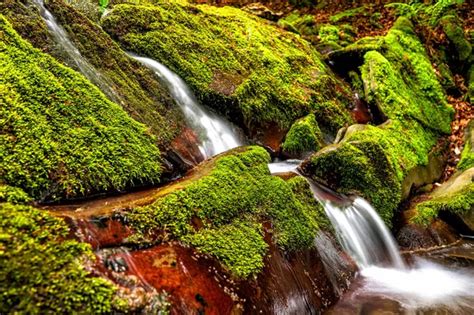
[32,0,122,105]
[129,54,241,158]
[267,162,474,311]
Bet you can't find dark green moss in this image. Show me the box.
[127,146,326,277]
[440,15,472,62]
[101,1,353,132]
[0,15,162,200]
[282,114,324,156]
[0,202,118,313]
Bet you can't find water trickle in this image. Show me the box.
[267,159,302,174]
[129,54,241,159]
[32,0,122,105]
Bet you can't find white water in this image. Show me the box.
[130,55,241,158]
[305,179,474,312]
[267,159,302,174]
[32,0,122,105]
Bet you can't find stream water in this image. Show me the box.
[129,54,241,158]
[306,178,474,314]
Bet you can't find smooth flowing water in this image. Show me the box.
[32,0,122,105]
[129,54,241,158]
[267,159,302,174]
[305,179,474,313]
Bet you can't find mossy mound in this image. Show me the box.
[411,168,474,229]
[127,146,326,277]
[101,0,353,133]
[0,15,162,201]
[301,19,453,225]
[0,202,119,313]
[281,113,325,156]
[44,0,184,147]
[3,0,184,148]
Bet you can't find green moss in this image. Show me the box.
[329,7,366,23]
[0,185,32,204]
[319,24,340,43]
[282,113,324,155]
[184,220,267,278]
[458,120,474,171]
[42,0,184,148]
[101,1,353,132]
[440,15,472,62]
[0,15,162,200]
[360,19,453,134]
[0,202,118,313]
[278,13,318,36]
[412,182,474,226]
[302,19,451,224]
[127,146,326,277]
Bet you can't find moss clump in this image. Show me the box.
[128,146,326,277]
[440,15,472,62]
[184,220,268,278]
[457,120,474,171]
[101,1,353,132]
[0,202,118,313]
[278,13,317,36]
[0,185,32,204]
[282,114,324,156]
[0,15,162,200]
[361,18,453,134]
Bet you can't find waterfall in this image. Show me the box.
[129,54,241,158]
[32,0,122,105]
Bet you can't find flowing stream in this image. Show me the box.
[305,178,474,313]
[129,54,241,159]
[32,0,122,105]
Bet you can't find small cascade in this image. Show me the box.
[32,0,122,105]
[267,159,302,174]
[129,54,241,158]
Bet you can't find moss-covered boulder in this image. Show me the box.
[126,146,326,278]
[0,15,163,201]
[281,113,325,157]
[301,18,453,225]
[0,202,119,313]
[101,0,353,136]
[2,0,186,149]
[411,167,474,231]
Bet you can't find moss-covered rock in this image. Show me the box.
[440,15,472,62]
[411,167,474,230]
[101,0,353,134]
[281,113,325,156]
[0,185,32,204]
[127,146,326,277]
[0,15,163,200]
[458,119,474,171]
[301,19,453,225]
[0,202,119,313]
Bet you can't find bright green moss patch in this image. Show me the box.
[458,120,474,171]
[0,185,31,204]
[127,146,326,277]
[0,15,162,200]
[282,114,324,156]
[0,202,118,313]
[361,19,453,134]
[102,0,352,131]
[184,220,267,278]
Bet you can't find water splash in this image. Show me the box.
[129,54,241,158]
[32,0,122,105]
